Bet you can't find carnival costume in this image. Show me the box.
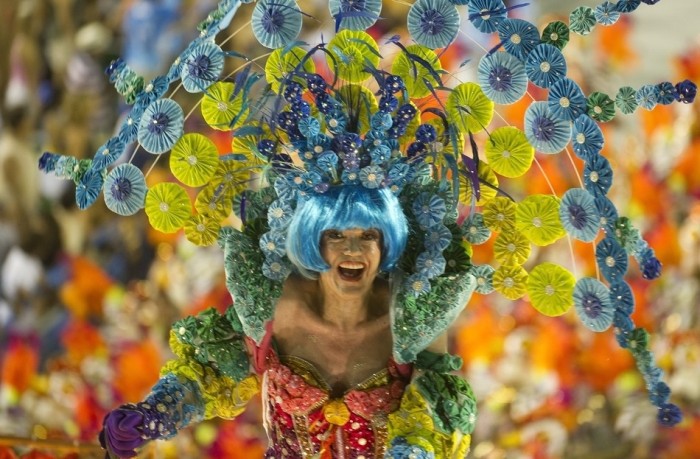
[38,0,696,457]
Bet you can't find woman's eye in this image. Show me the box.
[362,231,380,241]
[326,231,343,240]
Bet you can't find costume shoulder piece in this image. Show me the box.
[39,0,695,426]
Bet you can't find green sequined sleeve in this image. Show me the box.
[162,307,260,419]
[218,223,283,343]
[385,351,477,458]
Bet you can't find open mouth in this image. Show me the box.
[337,261,365,281]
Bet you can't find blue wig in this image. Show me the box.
[285,186,408,278]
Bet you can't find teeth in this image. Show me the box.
[339,261,364,269]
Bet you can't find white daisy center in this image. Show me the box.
[605,256,616,267]
[532,217,542,228]
[510,34,522,45]
[559,97,570,108]
[590,171,600,182]
[576,133,586,144]
[159,202,170,212]
[545,285,555,295]
[540,62,551,73]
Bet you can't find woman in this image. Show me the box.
[100,185,478,458]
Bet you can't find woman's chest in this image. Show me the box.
[273,319,393,395]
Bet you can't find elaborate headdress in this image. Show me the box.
[39,0,696,427]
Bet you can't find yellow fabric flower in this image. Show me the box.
[447,82,494,134]
[493,264,529,300]
[184,213,221,246]
[200,81,248,131]
[326,30,380,83]
[391,45,443,98]
[494,230,531,265]
[482,196,516,232]
[205,374,260,419]
[169,133,219,187]
[526,262,575,317]
[195,184,232,220]
[485,126,534,178]
[144,182,191,233]
[459,161,499,207]
[515,194,566,246]
[264,46,315,94]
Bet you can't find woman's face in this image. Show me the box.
[319,228,382,296]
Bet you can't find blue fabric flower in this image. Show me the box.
[262,255,291,281]
[596,236,628,283]
[267,200,294,230]
[341,169,361,185]
[298,117,321,137]
[609,281,635,315]
[370,145,391,164]
[638,247,662,280]
[635,84,659,110]
[594,1,620,25]
[316,151,339,178]
[412,192,447,228]
[103,164,147,216]
[273,173,300,201]
[407,0,460,49]
[119,105,145,143]
[675,79,697,103]
[657,403,682,427]
[370,113,393,131]
[424,223,452,252]
[472,264,495,294]
[137,98,185,154]
[655,82,677,105]
[650,381,671,407]
[497,18,541,60]
[387,162,412,192]
[572,114,604,160]
[359,165,385,189]
[467,0,506,33]
[615,86,638,114]
[613,0,641,13]
[416,251,447,278]
[139,76,171,108]
[386,438,435,459]
[462,213,491,245]
[405,273,432,297]
[548,78,587,121]
[594,196,618,234]
[181,41,224,93]
[559,188,600,242]
[524,101,571,153]
[259,231,287,258]
[477,51,528,105]
[613,310,634,333]
[91,138,126,171]
[525,44,567,88]
[583,154,613,197]
[251,0,303,49]
[329,0,382,31]
[573,277,614,332]
[76,168,104,210]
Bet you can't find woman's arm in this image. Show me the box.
[100,307,260,458]
[385,350,477,459]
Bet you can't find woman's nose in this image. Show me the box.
[343,237,361,254]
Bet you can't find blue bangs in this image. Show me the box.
[286,186,408,278]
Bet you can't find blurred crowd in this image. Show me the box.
[0,1,699,458]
